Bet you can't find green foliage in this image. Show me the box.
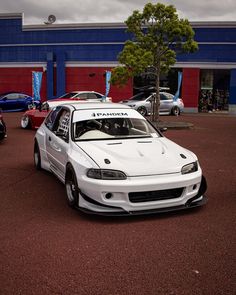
[111,2,198,121]
[110,66,131,87]
[111,2,198,87]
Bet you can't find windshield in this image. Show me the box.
[73,117,160,141]
[59,92,77,98]
[130,92,152,101]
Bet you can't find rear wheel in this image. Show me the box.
[21,115,31,129]
[171,106,180,116]
[137,106,147,116]
[65,167,79,208]
[34,141,41,170]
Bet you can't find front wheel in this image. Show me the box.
[137,106,147,116]
[171,106,180,116]
[21,115,31,129]
[65,167,79,208]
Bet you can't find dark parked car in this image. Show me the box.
[0,92,40,112]
[0,111,7,140]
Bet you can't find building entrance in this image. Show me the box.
[199,69,230,112]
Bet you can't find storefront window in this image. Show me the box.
[133,68,180,95]
[199,69,230,112]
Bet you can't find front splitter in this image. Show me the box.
[77,195,208,217]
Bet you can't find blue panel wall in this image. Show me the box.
[194,28,236,42]
[56,52,65,97]
[46,52,54,99]
[1,17,236,64]
[1,43,236,63]
[0,44,124,62]
[0,24,132,45]
[177,44,236,62]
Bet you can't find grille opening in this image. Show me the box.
[129,188,184,203]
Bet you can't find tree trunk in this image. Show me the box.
[152,64,160,123]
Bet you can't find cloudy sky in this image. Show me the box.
[1,0,236,25]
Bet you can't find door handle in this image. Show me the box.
[49,136,51,141]
[52,142,61,152]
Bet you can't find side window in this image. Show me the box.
[94,93,103,99]
[87,93,97,100]
[160,94,169,101]
[18,94,28,99]
[45,106,62,130]
[6,93,19,100]
[76,93,87,100]
[54,109,70,142]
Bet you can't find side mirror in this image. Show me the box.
[37,103,42,111]
[160,127,167,132]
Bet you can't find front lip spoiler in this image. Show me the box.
[78,195,207,216]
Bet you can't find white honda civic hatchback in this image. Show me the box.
[34,102,207,215]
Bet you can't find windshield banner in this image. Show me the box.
[32,71,43,101]
[73,108,143,122]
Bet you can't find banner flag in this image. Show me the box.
[105,71,111,99]
[173,71,182,101]
[32,71,43,101]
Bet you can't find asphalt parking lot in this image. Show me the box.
[0,112,236,295]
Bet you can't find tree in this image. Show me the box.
[111,2,198,122]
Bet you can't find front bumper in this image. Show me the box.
[0,120,6,140]
[78,193,207,216]
[77,173,207,216]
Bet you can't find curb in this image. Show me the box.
[151,121,194,130]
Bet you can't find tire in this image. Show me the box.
[137,106,147,116]
[65,166,79,208]
[34,141,42,170]
[21,115,31,129]
[171,106,180,116]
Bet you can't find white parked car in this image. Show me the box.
[34,102,207,215]
[59,91,112,102]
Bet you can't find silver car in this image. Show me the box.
[121,92,184,116]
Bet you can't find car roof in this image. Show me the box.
[46,99,79,108]
[59,101,130,111]
[65,91,101,94]
[0,92,30,96]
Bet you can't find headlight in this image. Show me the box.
[87,169,127,180]
[181,162,198,174]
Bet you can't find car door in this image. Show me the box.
[145,94,154,113]
[18,94,30,110]
[45,107,71,180]
[160,93,173,113]
[0,93,19,111]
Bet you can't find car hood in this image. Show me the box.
[76,137,197,176]
[23,109,38,116]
